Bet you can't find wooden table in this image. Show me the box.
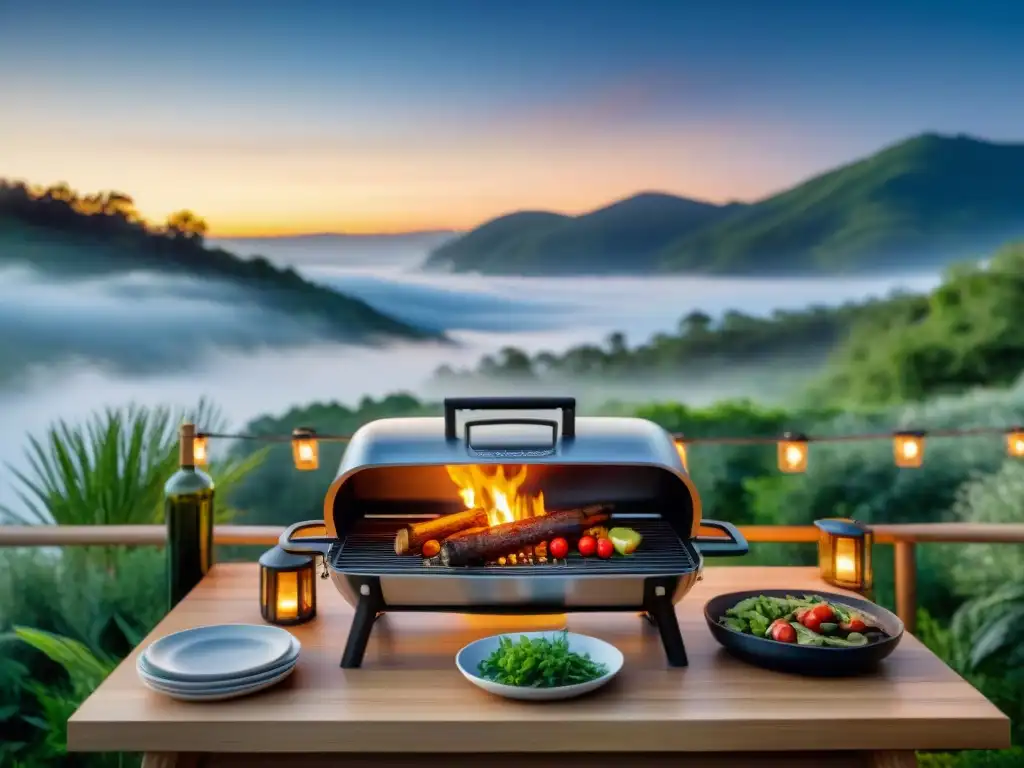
[68,565,1010,768]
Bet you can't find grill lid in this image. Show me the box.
[322,397,701,539]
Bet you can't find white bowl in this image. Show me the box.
[455,631,624,701]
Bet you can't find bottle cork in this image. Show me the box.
[179,423,195,468]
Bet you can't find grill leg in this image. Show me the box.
[341,581,383,668]
[644,583,688,667]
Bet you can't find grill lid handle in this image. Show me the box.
[444,397,576,441]
[278,520,333,557]
[694,520,749,558]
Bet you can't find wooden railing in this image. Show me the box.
[2,522,1024,633]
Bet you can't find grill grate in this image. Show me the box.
[331,516,698,577]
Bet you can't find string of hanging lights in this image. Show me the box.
[187,425,1024,473]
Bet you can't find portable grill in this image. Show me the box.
[279,396,748,668]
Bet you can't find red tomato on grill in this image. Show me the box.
[549,537,569,559]
[596,538,614,559]
[577,535,597,557]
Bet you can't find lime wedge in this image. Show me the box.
[609,527,642,556]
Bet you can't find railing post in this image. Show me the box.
[893,541,917,633]
[164,423,216,609]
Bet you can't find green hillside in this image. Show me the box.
[439,240,1024,408]
[424,194,735,274]
[0,180,435,342]
[662,133,1024,273]
[424,134,1024,276]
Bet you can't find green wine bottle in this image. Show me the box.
[165,424,215,608]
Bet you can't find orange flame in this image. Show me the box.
[445,465,546,527]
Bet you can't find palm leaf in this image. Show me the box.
[0,398,265,527]
[13,627,114,687]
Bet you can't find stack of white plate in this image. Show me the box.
[137,624,300,702]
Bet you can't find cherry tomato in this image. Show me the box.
[801,612,823,633]
[549,537,569,559]
[596,538,614,559]
[810,604,835,622]
[770,623,797,643]
[577,535,597,557]
[841,618,867,633]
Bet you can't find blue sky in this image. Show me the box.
[3,0,1023,234]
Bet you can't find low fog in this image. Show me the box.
[0,265,356,385]
[0,239,945,509]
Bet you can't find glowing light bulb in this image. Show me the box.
[777,433,809,473]
[192,436,209,466]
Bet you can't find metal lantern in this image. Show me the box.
[292,427,319,471]
[777,432,809,474]
[814,518,873,593]
[893,430,925,468]
[259,545,317,625]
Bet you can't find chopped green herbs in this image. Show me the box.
[477,630,609,688]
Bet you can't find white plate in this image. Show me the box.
[456,631,624,701]
[138,639,299,690]
[141,663,296,702]
[141,624,296,681]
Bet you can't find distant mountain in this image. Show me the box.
[424,195,737,274]
[424,134,1024,275]
[0,180,437,343]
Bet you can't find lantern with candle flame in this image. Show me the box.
[893,430,925,468]
[777,432,809,474]
[259,545,317,625]
[1007,427,1024,458]
[814,518,872,593]
[292,427,319,471]
[192,434,209,466]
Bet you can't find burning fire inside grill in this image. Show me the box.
[444,464,546,528]
[391,464,611,567]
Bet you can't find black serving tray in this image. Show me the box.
[704,589,904,676]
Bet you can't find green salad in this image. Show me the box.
[477,630,609,687]
[719,594,888,647]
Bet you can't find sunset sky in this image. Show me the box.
[3,0,1023,236]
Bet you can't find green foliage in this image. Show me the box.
[818,243,1024,404]
[0,400,268,527]
[9,627,129,767]
[435,301,878,393]
[918,748,1024,768]
[425,134,1024,276]
[948,462,1024,596]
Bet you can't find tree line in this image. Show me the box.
[0,179,209,242]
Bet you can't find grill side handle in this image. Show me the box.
[279,520,334,557]
[444,396,576,441]
[693,520,749,557]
